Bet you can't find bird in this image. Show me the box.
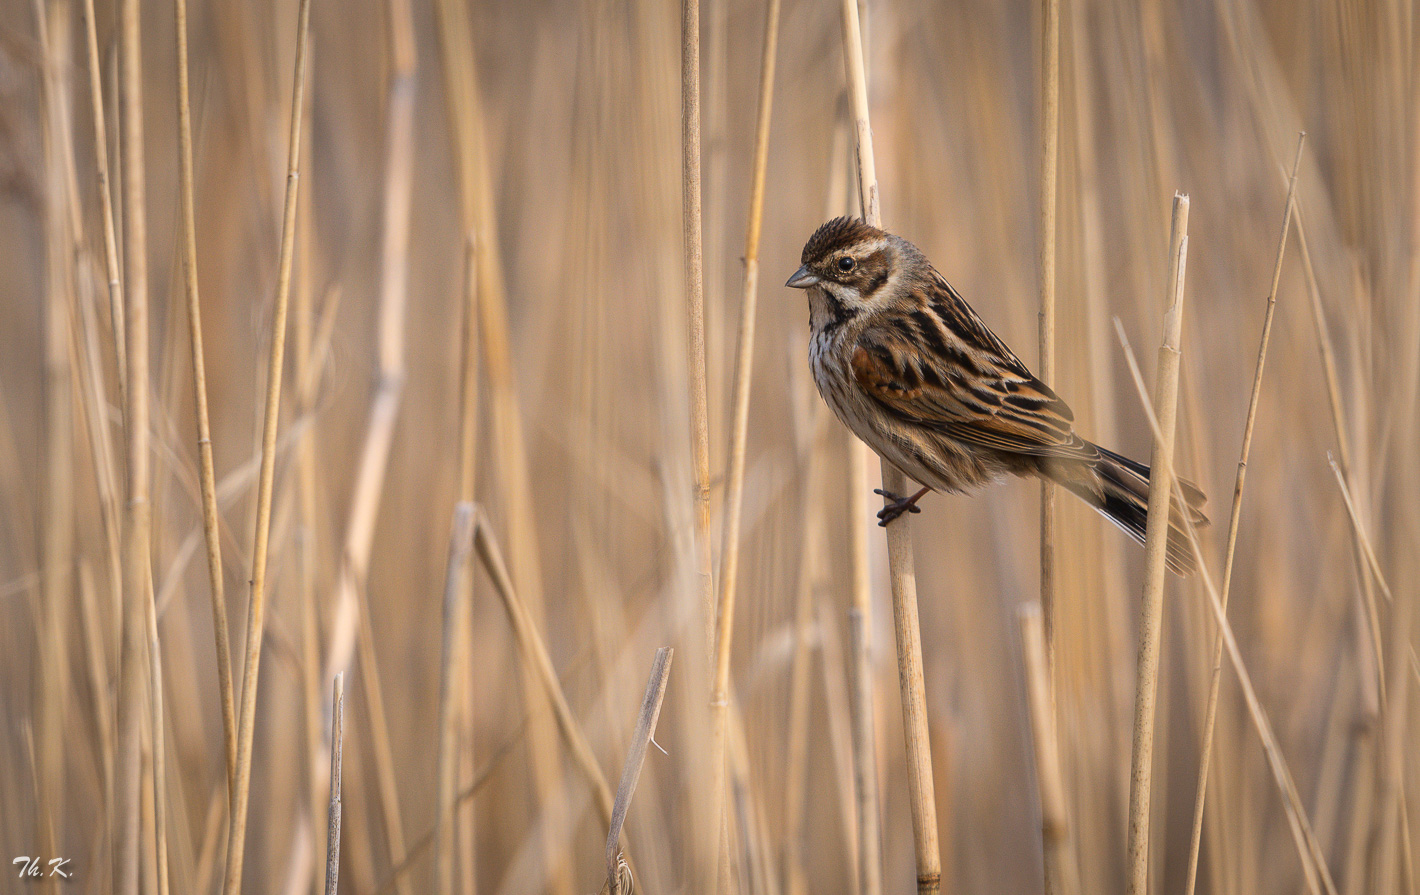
[786,216,1207,574]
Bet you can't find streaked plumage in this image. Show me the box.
[788,216,1208,574]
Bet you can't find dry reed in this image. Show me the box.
[114,0,153,888]
[325,673,345,895]
[1018,604,1080,895]
[434,503,477,893]
[221,0,311,890]
[840,0,941,892]
[1124,192,1188,895]
[1036,0,1060,681]
[173,0,236,796]
[8,3,1418,895]
[709,0,780,885]
[1183,135,1305,895]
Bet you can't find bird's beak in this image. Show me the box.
[785,265,819,289]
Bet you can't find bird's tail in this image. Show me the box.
[1049,444,1209,575]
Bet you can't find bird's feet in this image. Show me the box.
[874,487,930,526]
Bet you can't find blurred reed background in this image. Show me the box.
[1,0,1417,892]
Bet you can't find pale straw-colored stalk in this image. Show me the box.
[173,0,236,796]
[473,510,616,825]
[1124,193,1188,895]
[1115,321,1339,895]
[1182,136,1304,895]
[34,5,76,890]
[315,1,418,886]
[839,1,941,891]
[603,647,674,895]
[431,3,569,886]
[434,503,477,894]
[1018,604,1081,895]
[710,0,780,885]
[680,0,718,886]
[325,674,345,895]
[454,231,481,894]
[1037,0,1061,682]
[115,0,153,886]
[221,0,311,889]
[79,0,125,396]
[144,572,170,895]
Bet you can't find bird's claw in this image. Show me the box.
[874,489,923,527]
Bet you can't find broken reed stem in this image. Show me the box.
[174,0,236,797]
[79,0,125,397]
[1037,0,1060,684]
[221,0,311,890]
[325,673,345,895]
[710,0,780,885]
[605,647,675,891]
[839,1,941,891]
[473,511,616,825]
[1124,192,1188,895]
[115,0,152,887]
[1018,604,1080,895]
[1182,134,1304,895]
[1115,323,1338,895]
[433,503,476,895]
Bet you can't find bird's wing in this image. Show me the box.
[850,286,1095,462]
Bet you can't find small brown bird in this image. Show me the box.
[787,216,1207,574]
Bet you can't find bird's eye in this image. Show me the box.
[837,256,856,272]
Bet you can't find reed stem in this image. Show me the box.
[221,0,311,889]
[1124,193,1188,895]
[840,1,941,891]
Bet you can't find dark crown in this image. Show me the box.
[801,216,884,264]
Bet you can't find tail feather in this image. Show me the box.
[1051,444,1209,575]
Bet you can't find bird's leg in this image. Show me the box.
[873,486,931,526]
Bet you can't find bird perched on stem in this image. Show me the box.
[787,216,1207,574]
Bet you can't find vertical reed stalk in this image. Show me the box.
[174,0,237,797]
[431,3,569,886]
[454,231,480,895]
[312,2,417,885]
[434,503,476,895]
[710,0,780,885]
[784,395,827,895]
[1018,604,1081,895]
[325,674,345,895]
[1037,0,1061,682]
[1124,193,1188,895]
[144,573,170,895]
[221,0,311,889]
[1182,134,1304,895]
[1116,325,1336,895]
[35,4,75,890]
[79,0,125,396]
[839,1,942,891]
[114,0,153,886]
[680,0,718,884]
